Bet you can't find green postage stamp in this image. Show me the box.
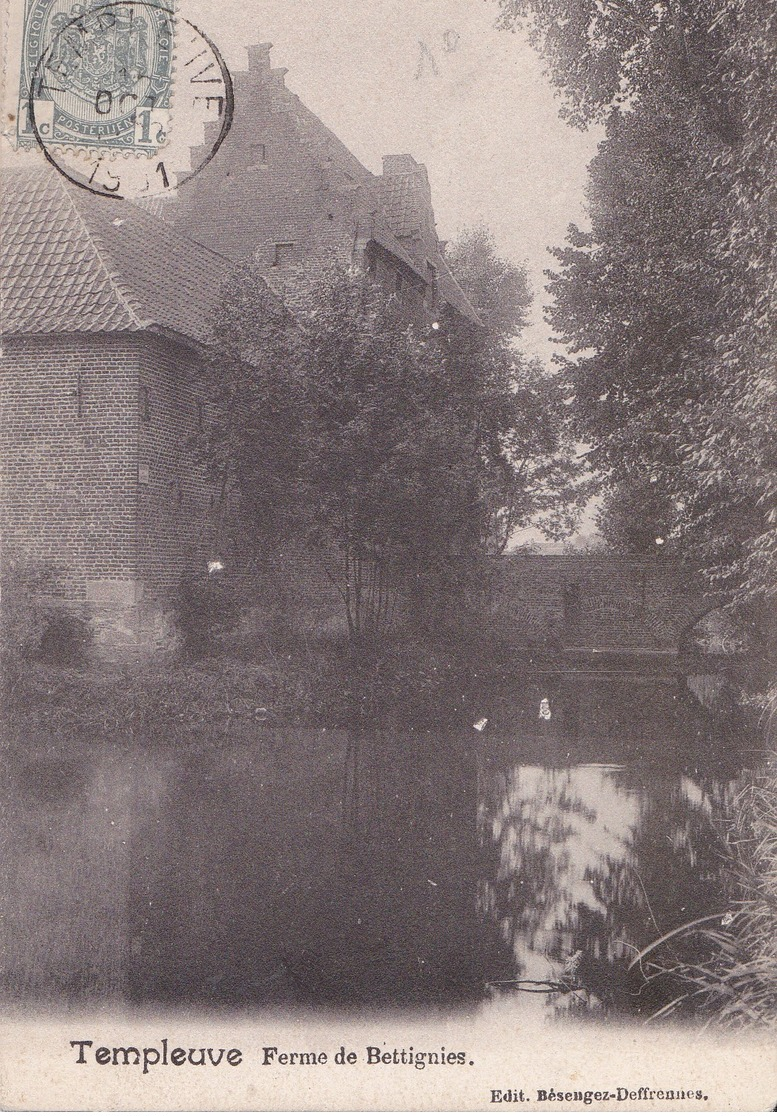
[4,0,231,196]
[17,0,173,153]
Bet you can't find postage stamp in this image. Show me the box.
[18,0,174,153]
[3,0,232,195]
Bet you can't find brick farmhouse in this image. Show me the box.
[0,44,477,655]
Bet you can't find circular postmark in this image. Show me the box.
[26,1,233,199]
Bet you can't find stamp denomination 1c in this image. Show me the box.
[18,0,173,155]
[5,0,233,199]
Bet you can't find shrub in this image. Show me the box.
[0,558,90,662]
[175,572,241,657]
[39,608,92,666]
[1,558,55,659]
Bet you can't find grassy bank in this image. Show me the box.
[635,693,777,1028]
[0,626,515,746]
[0,651,322,748]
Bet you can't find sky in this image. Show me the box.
[181,0,603,362]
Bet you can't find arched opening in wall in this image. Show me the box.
[679,607,748,717]
[678,608,747,658]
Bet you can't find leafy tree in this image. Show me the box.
[444,225,532,337]
[205,266,519,637]
[495,0,771,138]
[594,480,678,556]
[202,265,304,550]
[290,269,487,636]
[204,249,586,638]
[498,0,776,603]
[546,103,741,561]
[443,229,588,554]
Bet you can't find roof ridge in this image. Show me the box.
[63,181,148,329]
[241,62,374,185]
[130,197,236,269]
[287,97,373,181]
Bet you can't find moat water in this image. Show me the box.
[0,669,762,1019]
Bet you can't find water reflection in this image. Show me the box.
[127,728,509,1006]
[478,675,745,1020]
[0,671,758,1017]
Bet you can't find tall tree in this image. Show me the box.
[445,225,532,337]
[201,265,305,550]
[498,0,776,602]
[204,250,586,637]
[444,227,588,554]
[205,265,535,637]
[290,269,487,636]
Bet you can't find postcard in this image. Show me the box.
[0,0,775,1109]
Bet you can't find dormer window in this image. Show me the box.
[273,242,295,267]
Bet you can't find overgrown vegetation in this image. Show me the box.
[1,655,318,746]
[1,557,91,666]
[202,251,585,640]
[174,571,242,658]
[632,749,777,1028]
[493,0,777,1030]
[497,0,776,607]
[0,618,530,746]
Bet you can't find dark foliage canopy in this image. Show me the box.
[499,0,776,602]
[202,254,584,635]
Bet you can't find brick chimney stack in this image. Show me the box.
[382,153,420,176]
[246,42,274,76]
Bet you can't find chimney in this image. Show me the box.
[246,42,274,76]
[382,154,420,177]
[381,154,435,257]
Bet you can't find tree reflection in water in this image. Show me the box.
[295,727,513,1004]
[5,672,753,1015]
[126,725,511,1008]
[478,674,747,1020]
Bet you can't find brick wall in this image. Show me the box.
[0,331,224,654]
[166,43,434,323]
[171,46,364,277]
[0,329,349,650]
[219,552,712,652]
[0,333,140,601]
[486,555,711,652]
[136,335,221,605]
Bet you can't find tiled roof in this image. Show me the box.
[378,171,481,324]
[364,214,429,283]
[434,255,481,323]
[1,166,229,343]
[382,176,419,239]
